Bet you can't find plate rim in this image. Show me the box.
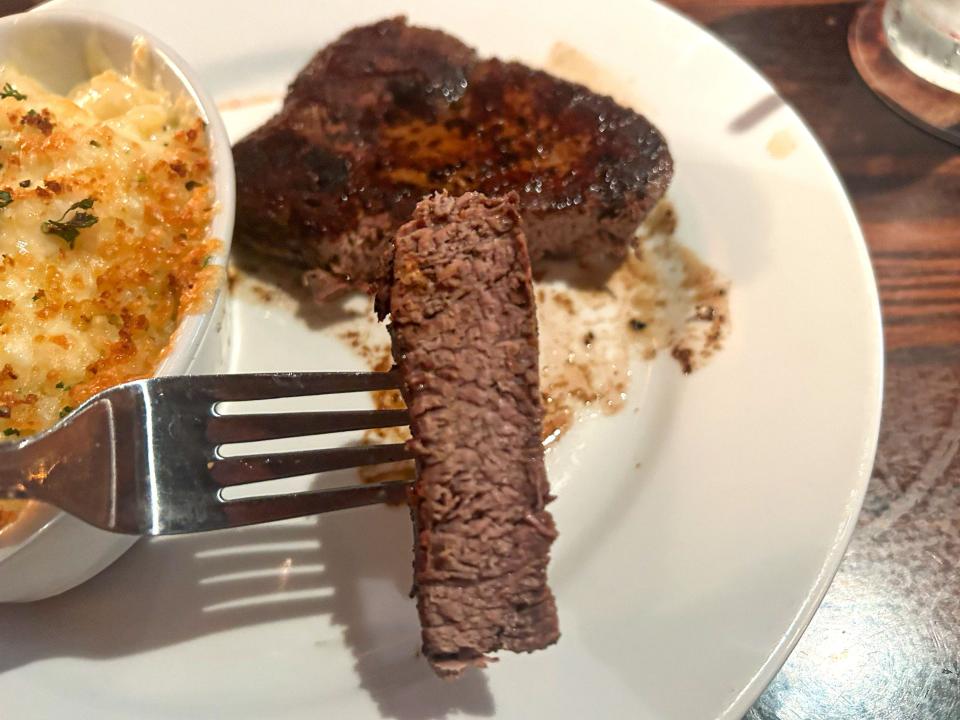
[646,3,884,716]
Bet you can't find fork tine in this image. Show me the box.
[209,409,410,444]
[211,443,414,486]
[156,370,402,403]
[217,481,411,530]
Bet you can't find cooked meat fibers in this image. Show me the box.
[233,16,673,298]
[380,191,559,678]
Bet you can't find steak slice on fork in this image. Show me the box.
[378,191,559,678]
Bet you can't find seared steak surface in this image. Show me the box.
[233,17,673,295]
[380,191,559,678]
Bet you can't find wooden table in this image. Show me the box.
[667,1,960,717]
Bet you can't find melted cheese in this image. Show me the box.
[0,66,220,527]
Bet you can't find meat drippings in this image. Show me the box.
[230,199,729,450]
[767,129,798,158]
[536,200,729,441]
[356,350,415,487]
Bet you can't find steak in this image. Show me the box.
[233,17,673,297]
[379,191,559,678]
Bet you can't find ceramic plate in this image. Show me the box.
[0,1,882,718]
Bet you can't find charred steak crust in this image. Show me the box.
[382,191,559,678]
[233,16,673,292]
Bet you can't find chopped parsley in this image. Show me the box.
[0,190,11,209]
[59,406,74,419]
[2,427,20,437]
[55,381,65,389]
[41,198,98,249]
[0,83,26,101]
[185,180,201,191]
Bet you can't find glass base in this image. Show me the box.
[849,0,960,147]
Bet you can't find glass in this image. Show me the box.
[883,0,960,93]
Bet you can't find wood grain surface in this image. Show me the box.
[0,0,35,15]
[667,2,960,718]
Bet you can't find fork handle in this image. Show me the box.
[0,439,36,500]
[0,399,116,513]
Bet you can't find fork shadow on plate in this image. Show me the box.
[0,473,494,719]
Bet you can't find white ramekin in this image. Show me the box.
[0,8,235,602]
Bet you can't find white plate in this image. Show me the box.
[0,1,882,718]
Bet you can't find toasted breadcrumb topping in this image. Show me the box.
[0,66,221,528]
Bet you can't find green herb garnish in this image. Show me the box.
[59,406,74,419]
[2,427,20,437]
[0,190,11,209]
[55,381,65,389]
[0,83,26,101]
[41,198,98,249]
[185,180,201,191]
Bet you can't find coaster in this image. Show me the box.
[849,0,960,146]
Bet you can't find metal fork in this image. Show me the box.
[0,372,414,536]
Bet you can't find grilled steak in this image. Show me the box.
[379,191,559,678]
[233,17,673,297]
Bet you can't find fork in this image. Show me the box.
[0,372,415,536]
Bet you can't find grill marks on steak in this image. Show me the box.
[381,191,559,678]
[233,16,673,293]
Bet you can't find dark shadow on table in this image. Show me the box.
[0,489,493,719]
